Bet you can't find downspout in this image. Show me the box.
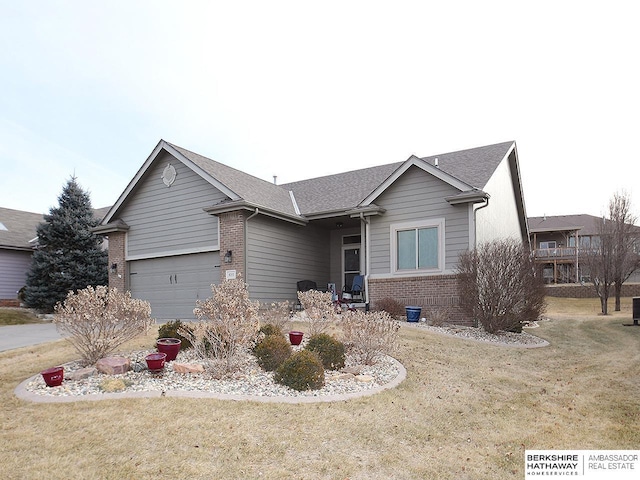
[360,212,371,309]
[472,196,490,249]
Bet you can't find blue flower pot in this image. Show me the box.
[405,306,421,322]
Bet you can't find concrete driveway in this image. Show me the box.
[0,323,63,352]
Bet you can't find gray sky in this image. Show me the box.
[1,1,638,219]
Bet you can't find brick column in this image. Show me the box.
[107,231,126,292]
[219,211,245,280]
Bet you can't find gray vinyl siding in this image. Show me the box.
[120,151,225,259]
[0,249,32,299]
[246,215,330,303]
[369,165,470,275]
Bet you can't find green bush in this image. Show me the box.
[253,334,292,371]
[305,333,345,370]
[158,320,193,349]
[274,350,325,391]
[258,323,283,338]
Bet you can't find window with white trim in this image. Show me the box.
[391,218,444,274]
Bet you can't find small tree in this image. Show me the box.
[581,217,615,315]
[25,177,108,312]
[340,310,400,365]
[608,191,640,311]
[54,286,154,365]
[297,289,336,336]
[457,239,546,333]
[180,277,259,376]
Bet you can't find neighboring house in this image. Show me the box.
[0,208,43,305]
[96,140,528,323]
[0,206,111,306]
[528,214,640,284]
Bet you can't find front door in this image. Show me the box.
[343,245,360,291]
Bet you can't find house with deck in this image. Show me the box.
[96,140,529,324]
[529,214,640,284]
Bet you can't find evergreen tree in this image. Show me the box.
[25,177,108,312]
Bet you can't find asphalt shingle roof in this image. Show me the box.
[0,207,43,249]
[169,143,300,217]
[282,141,514,215]
[419,141,515,189]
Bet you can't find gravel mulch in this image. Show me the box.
[16,321,547,403]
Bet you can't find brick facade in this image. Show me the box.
[107,231,126,292]
[219,211,245,280]
[368,274,469,325]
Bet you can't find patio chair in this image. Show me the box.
[343,275,364,302]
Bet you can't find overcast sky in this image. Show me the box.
[1,1,638,220]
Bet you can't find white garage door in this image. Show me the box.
[129,252,220,320]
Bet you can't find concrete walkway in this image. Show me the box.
[0,323,62,352]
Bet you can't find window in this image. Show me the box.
[540,241,556,249]
[391,219,444,274]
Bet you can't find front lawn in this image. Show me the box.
[0,298,638,479]
[0,307,45,326]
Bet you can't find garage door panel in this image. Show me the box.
[129,252,220,320]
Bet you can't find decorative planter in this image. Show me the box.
[156,337,181,361]
[145,352,167,372]
[288,331,304,346]
[405,306,422,322]
[41,366,64,387]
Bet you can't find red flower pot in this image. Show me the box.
[145,353,167,372]
[288,331,304,346]
[41,366,64,387]
[156,338,181,361]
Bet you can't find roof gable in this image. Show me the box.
[101,139,520,226]
[102,140,302,225]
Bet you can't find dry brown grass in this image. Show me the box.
[1,298,639,479]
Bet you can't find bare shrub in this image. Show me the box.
[374,297,405,319]
[297,289,336,336]
[426,307,449,327]
[457,239,546,334]
[54,286,154,366]
[340,310,400,365]
[258,301,292,332]
[180,278,259,376]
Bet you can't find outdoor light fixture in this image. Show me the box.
[224,250,233,263]
[110,263,118,274]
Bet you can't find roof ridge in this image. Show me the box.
[419,140,515,160]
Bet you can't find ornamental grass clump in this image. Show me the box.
[179,277,259,376]
[297,289,335,336]
[54,286,154,366]
[340,310,400,365]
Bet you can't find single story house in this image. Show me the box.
[0,207,43,305]
[95,140,529,323]
[0,206,110,306]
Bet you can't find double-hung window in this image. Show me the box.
[391,218,444,274]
